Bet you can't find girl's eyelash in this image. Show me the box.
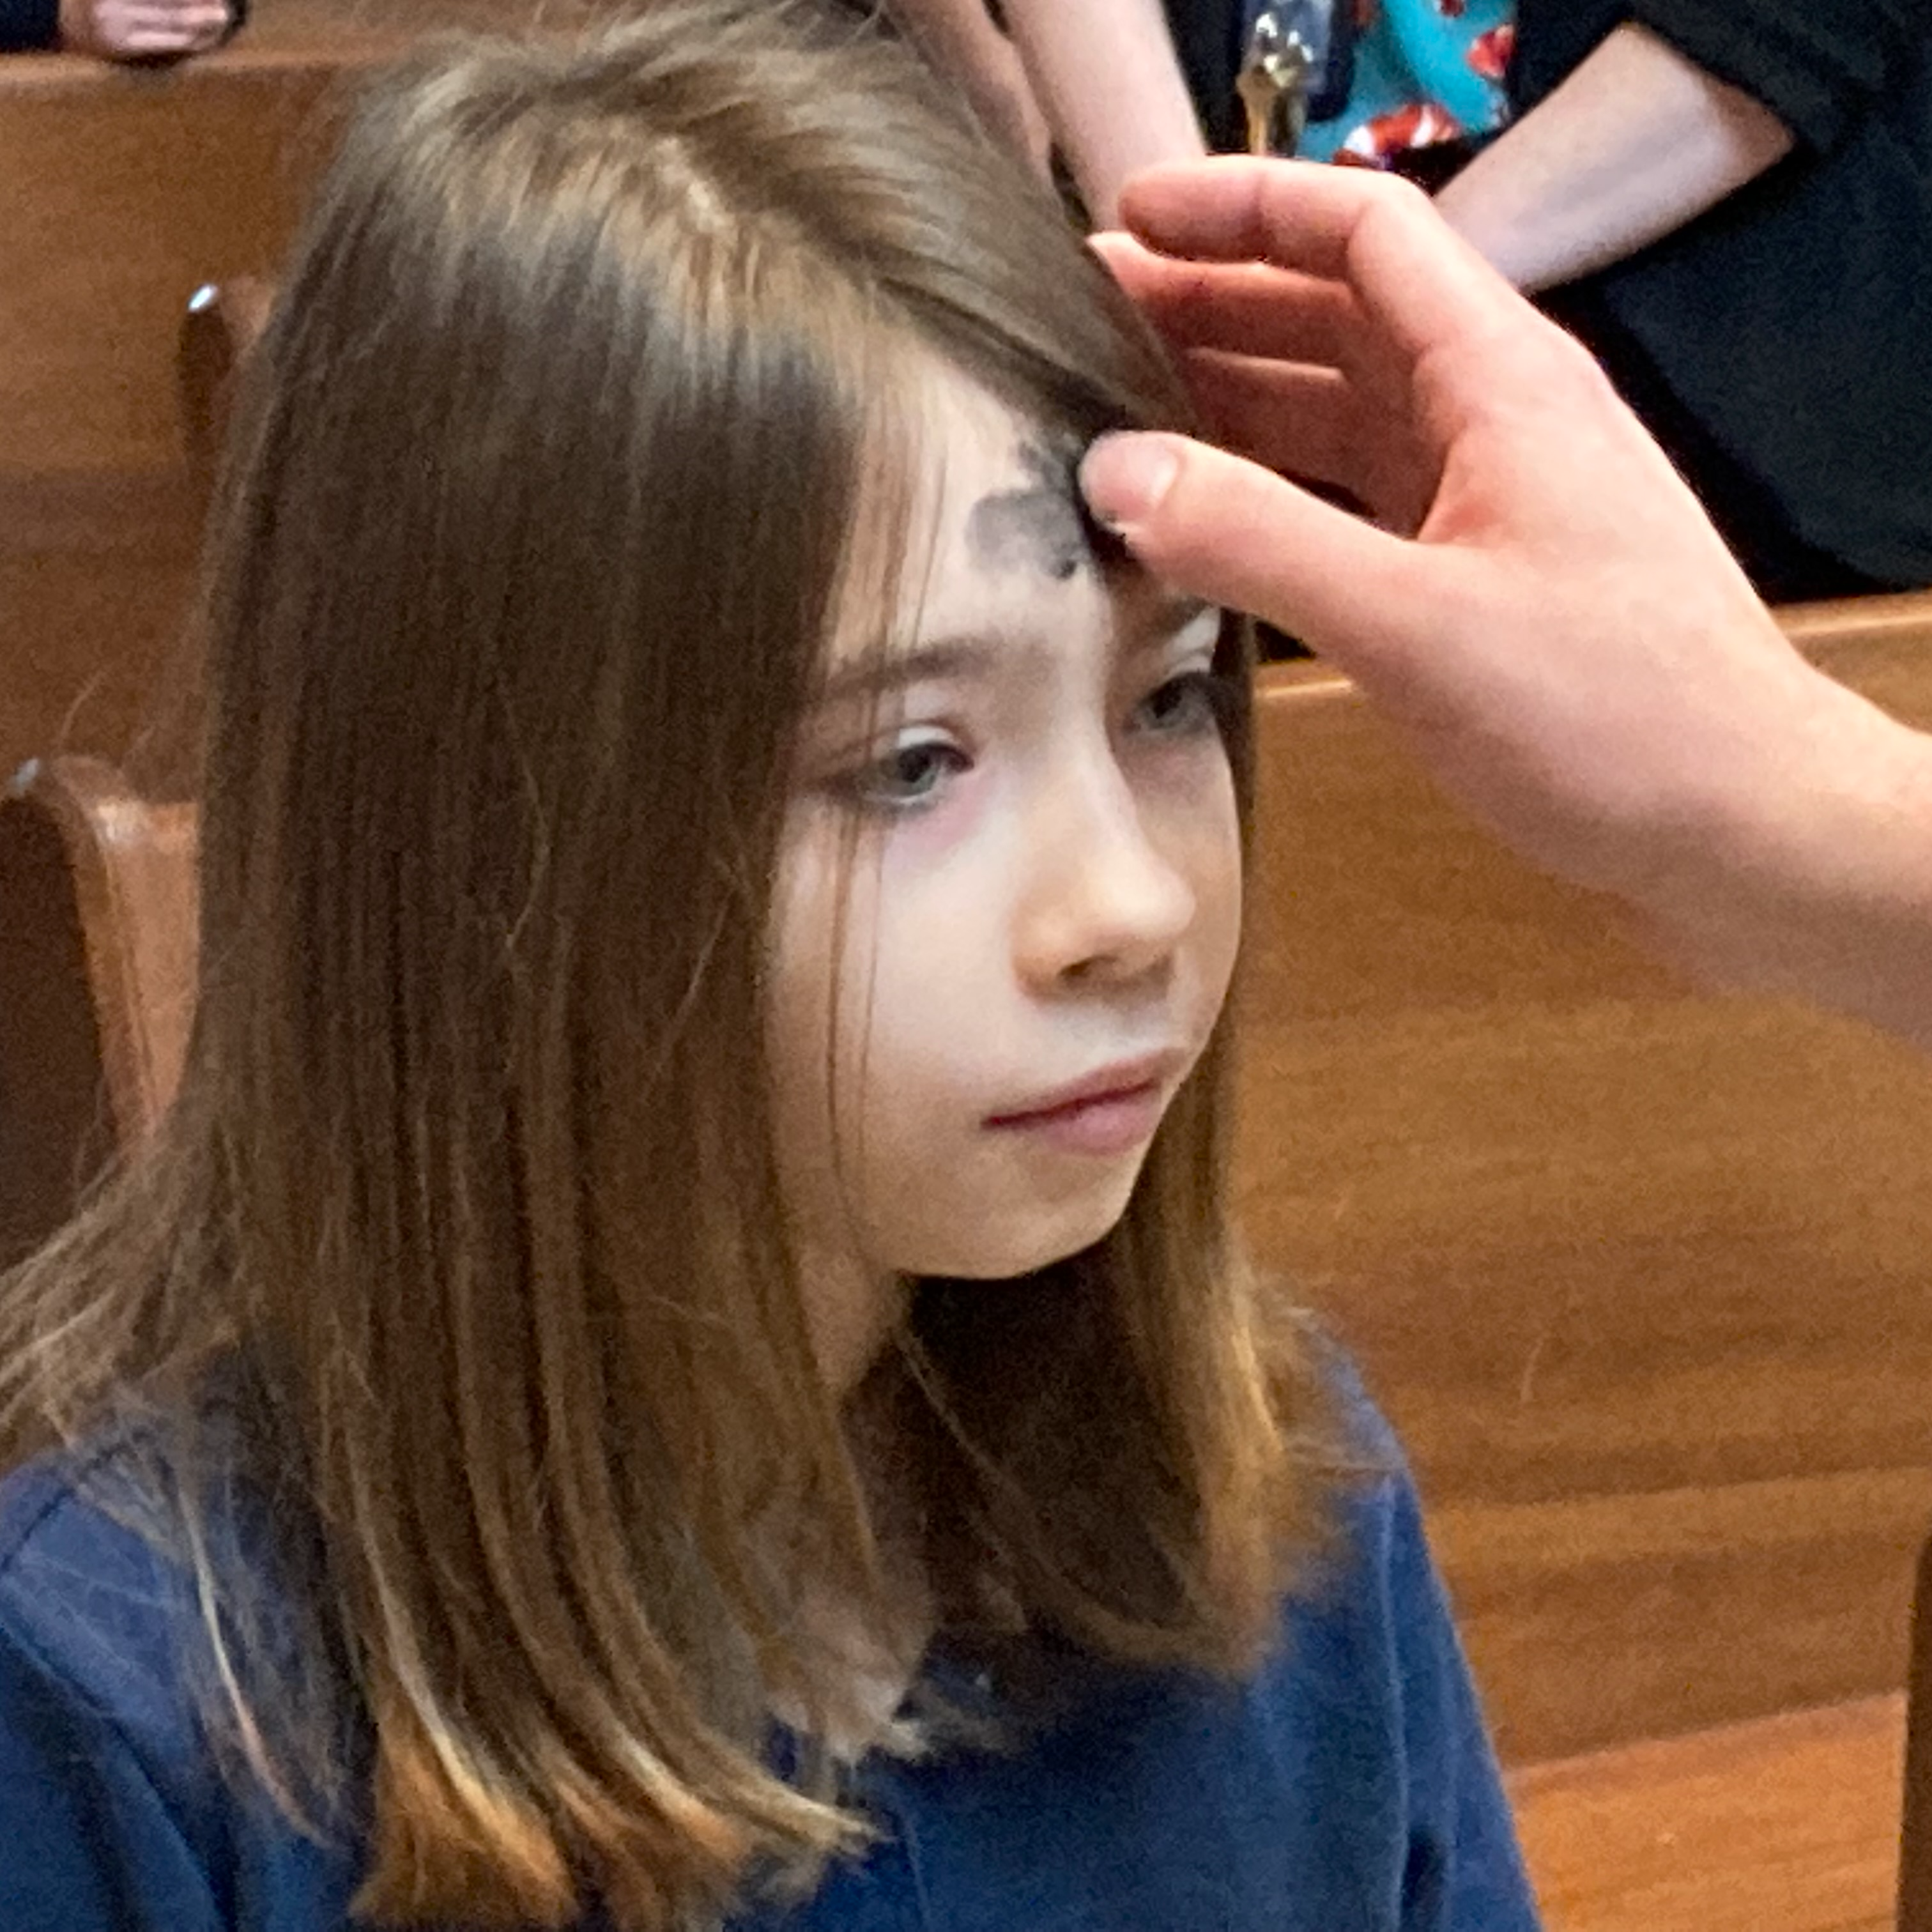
[1134,668,1238,737]
[832,734,971,814]
[824,669,1232,815]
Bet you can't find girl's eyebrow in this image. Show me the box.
[813,638,1002,710]
[813,597,1219,710]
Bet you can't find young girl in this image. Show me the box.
[0,6,1540,1928]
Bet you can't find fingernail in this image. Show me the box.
[1080,433,1179,533]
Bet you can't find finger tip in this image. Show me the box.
[1078,431,1183,536]
[1085,231,1160,284]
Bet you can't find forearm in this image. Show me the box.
[1645,673,1932,1054]
[1002,0,1204,227]
[1433,22,1794,293]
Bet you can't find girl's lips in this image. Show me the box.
[984,1079,1167,1157]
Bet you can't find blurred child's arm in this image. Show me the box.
[1433,23,1793,293]
[51,0,234,59]
[1002,0,1206,226]
[889,0,1054,178]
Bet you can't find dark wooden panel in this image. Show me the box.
[1902,1533,1932,1932]
[1507,1696,1902,1932]
[0,477,203,781]
[0,760,197,1267]
[0,795,111,1271]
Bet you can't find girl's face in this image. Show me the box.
[767,367,1242,1392]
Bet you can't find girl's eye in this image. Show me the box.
[841,736,970,812]
[1133,670,1229,738]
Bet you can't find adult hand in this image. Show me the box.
[57,0,231,60]
[1080,158,1932,1041]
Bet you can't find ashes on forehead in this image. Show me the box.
[966,438,1122,584]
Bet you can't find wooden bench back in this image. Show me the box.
[0,758,197,1268]
[1238,591,1932,1765]
[0,45,381,785]
[1903,1533,1932,1931]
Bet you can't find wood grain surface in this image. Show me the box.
[1507,1695,1903,1932]
[0,43,370,779]
[1239,642,1932,1763]
[0,8,667,783]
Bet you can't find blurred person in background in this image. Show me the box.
[898,2,1513,224]
[1435,2,1932,603]
[913,0,1932,606]
[1,0,240,58]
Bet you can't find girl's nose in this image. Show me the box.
[1013,756,1197,990]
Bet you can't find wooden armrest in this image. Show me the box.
[1,756,198,1149]
[179,274,275,498]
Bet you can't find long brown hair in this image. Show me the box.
[0,7,1337,1927]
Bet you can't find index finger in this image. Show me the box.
[1090,230,1363,372]
[1116,158,1532,366]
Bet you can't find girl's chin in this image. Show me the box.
[899,1186,1137,1282]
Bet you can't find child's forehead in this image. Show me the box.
[823,357,1153,678]
[911,369,1075,525]
[904,371,1112,595]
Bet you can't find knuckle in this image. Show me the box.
[1372,171,1435,221]
[1540,325,1621,407]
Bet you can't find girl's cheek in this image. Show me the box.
[875,767,988,871]
[1132,740,1241,866]
[1133,721,1238,797]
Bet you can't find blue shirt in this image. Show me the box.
[0,1417,1539,1931]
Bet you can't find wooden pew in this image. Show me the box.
[0,34,401,785]
[1241,595,1932,1764]
[0,5,605,788]
[1239,590,1932,1928]
[179,274,275,506]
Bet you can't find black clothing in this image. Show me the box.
[1512,0,1932,597]
[1163,1,1248,153]
[0,0,57,50]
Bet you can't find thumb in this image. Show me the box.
[1080,431,1423,671]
